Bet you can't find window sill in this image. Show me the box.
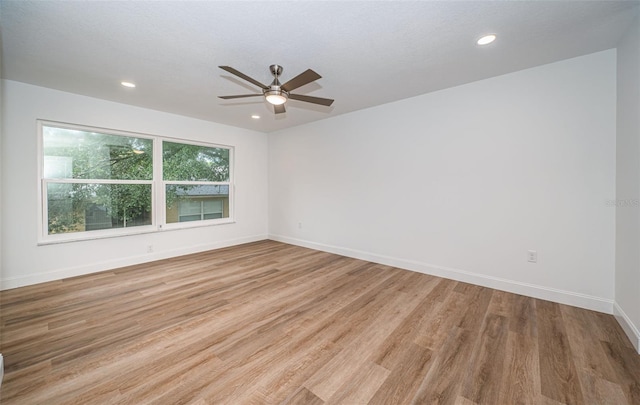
[37,220,236,246]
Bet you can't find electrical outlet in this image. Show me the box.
[527,250,537,263]
[298,222,302,229]
[147,245,154,253]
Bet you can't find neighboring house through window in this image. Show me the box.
[168,185,230,222]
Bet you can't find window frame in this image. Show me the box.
[37,120,234,244]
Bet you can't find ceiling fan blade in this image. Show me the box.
[281,69,322,92]
[274,104,286,114]
[219,66,269,90]
[288,93,334,107]
[218,94,263,99]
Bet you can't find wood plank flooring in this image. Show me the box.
[1,240,638,404]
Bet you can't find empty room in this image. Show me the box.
[1,1,639,404]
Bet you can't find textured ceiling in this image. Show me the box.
[1,1,638,133]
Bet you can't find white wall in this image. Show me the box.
[615,16,640,352]
[1,80,268,289]
[269,50,617,313]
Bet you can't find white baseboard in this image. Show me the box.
[269,234,614,314]
[613,302,640,354]
[3,233,620,320]
[1,234,269,290]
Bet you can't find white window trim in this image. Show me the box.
[37,120,235,245]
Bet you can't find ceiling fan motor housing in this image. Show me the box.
[269,64,283,78]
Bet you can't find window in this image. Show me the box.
[39,121,233,242]
[163,141,231,225]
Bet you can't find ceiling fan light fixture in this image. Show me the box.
[264,90,288,105]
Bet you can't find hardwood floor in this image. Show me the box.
[1,240,638,404]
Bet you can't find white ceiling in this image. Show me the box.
[1,1,638,133]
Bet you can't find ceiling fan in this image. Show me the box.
[218,64,334,114]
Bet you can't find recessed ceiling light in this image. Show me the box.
[251,115,260,119]
[121,81,136,88]
[477,34,496,46]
